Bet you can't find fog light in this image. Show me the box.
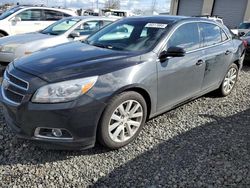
[52,129,63,137]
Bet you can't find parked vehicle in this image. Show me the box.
[0,16,116,70]
[231,22,250,36]
[101,9,135,18]
[194,15,224,25]
[0,5,77,37]
[241,31,250,61]
[0,16,245,150]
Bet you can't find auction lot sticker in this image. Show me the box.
[145,23,168,28]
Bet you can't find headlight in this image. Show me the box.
[0,44,19,53]
[32,76,98,103]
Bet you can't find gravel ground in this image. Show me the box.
[0,64,250,188]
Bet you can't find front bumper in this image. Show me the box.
[0,86,107,150]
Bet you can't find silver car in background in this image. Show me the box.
[0,16,116,70]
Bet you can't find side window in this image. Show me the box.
[74,21,101,36]
[17,9,42,21]
[63,13,71,17]
[103,21,113,27]
[199,23,222,47]
[221,29,228,41]
[167,23,200,51]
[44,10,63,21]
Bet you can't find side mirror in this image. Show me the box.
[11,16,21,24]
[69,31,80,38]
[159,47,186,62]
[239,32,245,37]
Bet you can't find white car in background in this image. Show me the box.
[0,5,77,37]
[0,16,116,70]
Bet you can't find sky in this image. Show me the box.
[0,0,171,12]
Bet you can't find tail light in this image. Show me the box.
[243,40,248,48]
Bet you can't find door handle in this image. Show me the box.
[34,23,41,25]
[196,60,204,66]
[225,50,232,55]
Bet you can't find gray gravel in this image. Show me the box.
[1,65,250,187]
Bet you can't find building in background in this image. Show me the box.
[170,0,250,28]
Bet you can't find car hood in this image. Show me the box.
[0,32,54,46]
[14,42,141,82]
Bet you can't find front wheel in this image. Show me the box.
[98,91,147,149]
[218,63,239,97]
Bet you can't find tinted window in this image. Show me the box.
[168,23,200,51]
[239,22,250,29]
[221,29,228,41]
[44,10,63,21]
[200,23,222,47]
[17,9,42,21]
[74,21,101,35]
[87,20,168,52]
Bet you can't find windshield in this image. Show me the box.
[245,32,250,37]
[0,7,22,20]
[86,20,168,52]
[41,18,80,35]
[239,23,250,29]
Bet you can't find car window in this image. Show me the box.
[103,20,113,27]
[167,23,200,51]
[44,10,63,21]
[87,20,168,52]
[17,9,42,21]
[99,24,134,41]
[74,21,101,35]
[41,18,80,35]
[199,23,222,47]
[221,29,228,41]
[0,7,22,20]
[239,23,250,29]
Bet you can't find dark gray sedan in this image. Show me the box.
[0,16,245,150]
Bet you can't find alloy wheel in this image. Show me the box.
[223,67,237,94]
[108,100,143,143]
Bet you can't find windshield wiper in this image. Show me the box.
[92,43,113,49]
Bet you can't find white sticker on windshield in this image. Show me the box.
[145,23,168,28]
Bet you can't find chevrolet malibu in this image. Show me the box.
[0,16,245,150]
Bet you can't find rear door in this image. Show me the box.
[10,9,43,34]
[199,22,234,90]
[157,22,206,111]
[42,10,65,29]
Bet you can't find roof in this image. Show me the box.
[124,15,219,25]
[15,5,77,16]
[62,16,117,21]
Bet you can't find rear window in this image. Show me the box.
[199,23,223,47]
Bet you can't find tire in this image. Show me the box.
[98,91,147,150]
[218,63,239,97]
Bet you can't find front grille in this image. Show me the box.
[2,70,29,104]
[6,71,28,89]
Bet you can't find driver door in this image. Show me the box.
[157,22,206,111]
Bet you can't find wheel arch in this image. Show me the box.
[0,30,9,36]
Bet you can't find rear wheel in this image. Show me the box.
[98,91,147,149]
[218,63,239,97]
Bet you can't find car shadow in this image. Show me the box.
[92,109,250,187]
